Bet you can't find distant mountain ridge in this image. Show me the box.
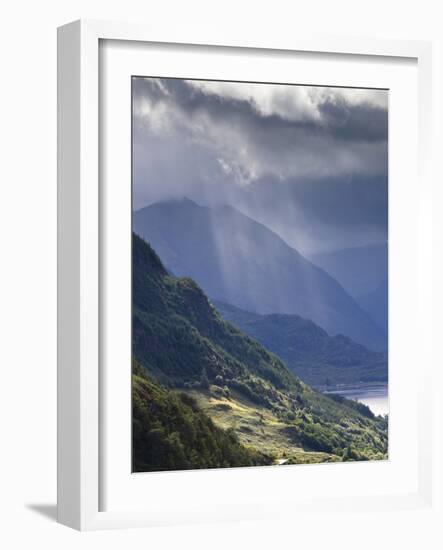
[132,233,388,464]
[310,244,388,342]
[214,300,388,387]
[310,243,388,298]
[356,278,388,336]
[133,198,386,351]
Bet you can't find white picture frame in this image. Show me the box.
[57,19,434,531]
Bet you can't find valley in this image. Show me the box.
[214,300,387,387]
[132,233,388,471]
[133,199,386,351]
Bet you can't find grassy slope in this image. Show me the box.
[133,233,388,466]
[133,362,269,472]
[189,389,338,464]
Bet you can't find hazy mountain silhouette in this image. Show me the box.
[214,300,387,387]
[310,244,388,338]
[310,244,388,299]
[356,278,388,336]
[133,198,386,350]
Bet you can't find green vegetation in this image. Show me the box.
[214,301,387,387]
[133,233,297,398]
[133,362,269,471]
[133,233,388,469]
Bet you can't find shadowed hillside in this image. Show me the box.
[214,300,387,387]
[133,233,388,467]
[133,199,386,351]
[310,244,387,298]
[356,278,388,336]
[311,244,388,343]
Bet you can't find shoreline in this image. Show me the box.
[314,381,388,393]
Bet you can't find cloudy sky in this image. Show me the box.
[132,77,388,255]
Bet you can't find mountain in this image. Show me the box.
[310,244,388,340]
[133,199,386,351]
[310,244,387,299]
[214,300,388,387]
[356,278,388,336]
[133,361,269,472]
[132,233,388,465]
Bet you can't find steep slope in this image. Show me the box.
[133,199,385,351]
[133,361,269,472]
[133,233,388,464]
[214,301,388,387]
[310,244,388,343]
[310,244,388,299]
[356,278,388,336]
[133,231,302,396]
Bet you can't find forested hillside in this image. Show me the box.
[214,301,387,387]
[133,233,388,468]
[133,362,269,471]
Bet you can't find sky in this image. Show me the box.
[132,77,388,255]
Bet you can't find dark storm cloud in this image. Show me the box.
[132,77,388,254]
[134,77,387,135]
[317,99,388,142]
[133,77,388,146]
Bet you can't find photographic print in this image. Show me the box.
[131,77,388,472]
